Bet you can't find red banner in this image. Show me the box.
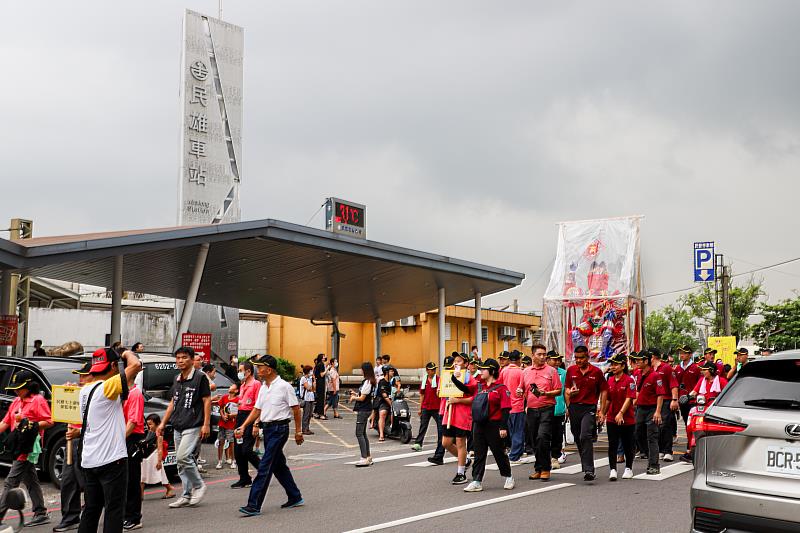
[181,332,212,363]
[0,315,19,347]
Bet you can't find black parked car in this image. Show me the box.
[0,357,176,488]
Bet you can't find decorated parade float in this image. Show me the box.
[542,216,644,364]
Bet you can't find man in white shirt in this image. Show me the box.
[235,355,304,517]
[78,347,142,533]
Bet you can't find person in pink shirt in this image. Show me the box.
[0,370,53,526]
[232,361,262,488]
[502,352,525,462]
[123,368,146,529]
[518,344,562,481]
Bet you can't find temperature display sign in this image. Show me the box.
[325,198,366,239]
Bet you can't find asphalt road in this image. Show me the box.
[1,397,694,532]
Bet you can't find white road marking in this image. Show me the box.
[344,451,426,465]
[405,452,492,468]
[633,462,693,480]
[312,418,358,448]
[486,452,575,471]
[342,483,575,533]
[553,458,609,475]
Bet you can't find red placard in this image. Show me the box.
[181,332,212,363]
[0,316,18,347]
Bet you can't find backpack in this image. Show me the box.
[471,383,502,424]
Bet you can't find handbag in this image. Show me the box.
[133,430,158,460]
[471,383,502,424]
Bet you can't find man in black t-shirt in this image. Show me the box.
[157,346,211,508]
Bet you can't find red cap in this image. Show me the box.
[90,348,114,373]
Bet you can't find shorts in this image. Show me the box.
[326,392,339,408]
[442,426,470,439]
[218,428,235,443]
[378,403,391,414]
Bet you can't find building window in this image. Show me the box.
[481,327,488,344]
[445,322,452,341]
[460,341,469,354]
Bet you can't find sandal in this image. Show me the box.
[162,490,175,499]
[319,415,328,420]
[378,437,385,442]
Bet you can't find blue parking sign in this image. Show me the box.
[694,242,715,282]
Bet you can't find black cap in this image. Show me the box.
[703,347,717,355]
[677,345,693,353]
[648,348,662,359]
[6,370,35,390]
[629,351,647,361]
[693,353,704,363]
[509,351,521,361]
[250,354,278,369]
[608,353,627,365]
[72,361,92,375]
[443,355,455,369]
[734,347,749,355]
[497,351,509,360]
[546,350,563,360]
[477,358,500,372]
[699,360,717,372]
[521,355,532,365]
[425,361,438,370]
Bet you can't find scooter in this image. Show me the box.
[681,394,708,463]
[0,488,26,533]
[386,389,413,444]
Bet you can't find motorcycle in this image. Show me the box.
[386,388,413,444]
[681,394,708,463]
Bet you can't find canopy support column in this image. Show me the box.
[438,287,446,370]
[474,292,482,359]
[173,243,210,352]
[110,256,123,345]
[374,318,381,362]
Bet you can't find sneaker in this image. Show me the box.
[451,473,468,485]
[463,480,483,492]
[663,454,674,462]
[215,461,223,469]
[550,458,560,470]
[583,472,596,481]
[189,482,207,506]
[230,461,238,469]
[230,480,252,489]
[227,458,233,465]
[646,466,661,475]
[504,476,515,490]
[609,469,617,481]
[427,456,444,465]
[659,453,665,460]
[557,452,567,464]
[197,465,207,474]
[122,521,142,530]
[411,443,422,451]
[238,506,261,517]
[465,457,473,468]
[509,459,523,466]
[169,497,191,508]
[529,471,542,480]
[52,521,80,532]
[622,468,634,479]
[680,452,694,463]
[355,458,373,467]
[280,498,305,509]
[197,458,207,465]
[467,451,475,459]
[635,452,647,459]
[26,514,50,527]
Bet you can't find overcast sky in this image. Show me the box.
[1,1,798,313]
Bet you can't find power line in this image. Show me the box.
[646,255,800,299]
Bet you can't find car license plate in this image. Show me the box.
[765,446,800,476]
[163,452,177,467]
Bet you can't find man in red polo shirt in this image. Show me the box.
[632,351,667,475]
[412,362,445,465]
[673,345,701,430]
[564,345,608,481]
[649,348,679,462]
[503,351,525,463]
[702,347,725,375]
[519,344,562,481]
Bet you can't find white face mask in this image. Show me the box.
[237,371,245,381]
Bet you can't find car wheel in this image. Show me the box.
[47,435,67,489]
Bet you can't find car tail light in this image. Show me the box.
[694,507,723,533]
[694,414,747,441]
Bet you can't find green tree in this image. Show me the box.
[645,304,698,357]
[679,277,764,341]
[752,297,800,351]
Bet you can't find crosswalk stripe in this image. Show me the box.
[345,451,426,465]
[633,462,693,480]
[552,458,609,475]
[486,452,575,471]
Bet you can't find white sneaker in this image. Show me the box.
[551,458,560,470]
[227,458,233,465]
[609,469,617,481]
[509,459,523,466]
[468,451,475,459]
[557,452,567,464]
[215,461,223,470]
[354,458,373,467]
[463,480,483,492]
[504,476,515,490]
[659,453,665,460]
[197,458,207,465]
[622,468,634,479]
[663,454,674,462]
[169,497,191,509]
[189,483,207,506]
[230,461,237,469]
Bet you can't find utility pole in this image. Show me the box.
[721,264,731,336]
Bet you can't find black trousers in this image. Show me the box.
[235,411,261,484]
[635,405,660,469]
[658,402,675,454]
[606,423,635,470]
[414,409,445,460]
[125,434,144,524]
[550,414,565,459]
[526,406,554,473]
[60,441,85,526]
[471,420,511,481]
[567,404,597,474]
[79,458,128,533]
[314,384,325,416]
[679,401,693,428]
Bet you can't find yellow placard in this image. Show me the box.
[707,336,737,368]
[437,369,464,398]
[51,385,83,424]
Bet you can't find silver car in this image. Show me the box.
[690,350,800,532]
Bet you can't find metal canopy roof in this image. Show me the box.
[0,219,524,322]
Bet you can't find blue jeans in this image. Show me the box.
[174,427,204,498]
[246,423,302,511]
[508,412,526,461]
